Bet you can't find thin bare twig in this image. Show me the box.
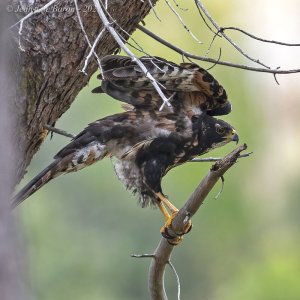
[99,2,178,69]
[73,0,104,75]
[132,253,182,300]
[205,48,222,71]
[81,28,105,74]
[194,0,219,36]
[137,24,300,74]
[205,31,219,57]
[273,72,280,85]
[168,261,181,300]
[118,28,145,52]
[131,254,155,258]
[147,0,162,21]
[190,151,253,162]
[148,144,248,300]
[221,27,300,46]
[110,25,153,58]
[98,5,147,55]
[214,175,224,200]
[164,0,202,44]
[194,0,270,69]
[171,0,188,11]
[92,0,172,110]
[44,124,75,139]
[95,5,178,76]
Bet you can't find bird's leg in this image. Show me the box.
[156,192,178,215]
[157,201,171,221]
[155,192,192,245]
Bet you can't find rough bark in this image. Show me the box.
[9,0,157,182]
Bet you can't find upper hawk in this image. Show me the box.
[92,55,232,117]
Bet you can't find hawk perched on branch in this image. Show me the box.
[12,55,238,243]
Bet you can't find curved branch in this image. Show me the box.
[137,25,300,74]
[220,26,300,46]
[194,0,270,69]
[148,144,248,300]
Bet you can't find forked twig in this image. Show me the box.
[137,25,300,74]
[81,28,105,74]
[74,0,104,74]
[195,0,270,69]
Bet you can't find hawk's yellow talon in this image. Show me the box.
[167,236,183,246]
[155,192,192,244]
[159,211,192,245]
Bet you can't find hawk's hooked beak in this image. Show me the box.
[231,129,239,144]
[224,129,239,144]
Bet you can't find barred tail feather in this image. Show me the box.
[11,141,108,209]
[11,160,61,209]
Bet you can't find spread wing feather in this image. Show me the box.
[101,81,175,110]
[92,55,232,116]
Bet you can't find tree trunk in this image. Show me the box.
[0,1,27,298]
[10,0,157,181]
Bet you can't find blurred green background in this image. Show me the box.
[15,1,300,299]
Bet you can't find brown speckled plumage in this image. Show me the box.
[12,56,237,209]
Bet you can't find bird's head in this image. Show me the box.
[191,113,239,152]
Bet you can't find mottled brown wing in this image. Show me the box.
[92,55,232,115]
[99,81,175,110]
[95,55,197,92]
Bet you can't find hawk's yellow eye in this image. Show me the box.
[215,124,225,135]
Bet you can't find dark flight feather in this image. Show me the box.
[92,55,231,116]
